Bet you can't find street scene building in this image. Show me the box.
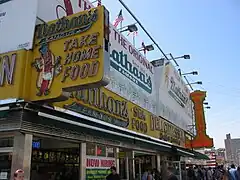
[0,0,214,180]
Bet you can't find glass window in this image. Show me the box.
[0,137,13,148]
[106,147,114,157]
[96,145,106,157]
[86,143,96,156]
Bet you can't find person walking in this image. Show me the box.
[106,166,120,180]
[228,164,237,180]
[166,167,178,180]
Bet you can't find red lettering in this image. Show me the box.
[86,159,100,167]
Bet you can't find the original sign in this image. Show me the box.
[86,156,115,180]
[106,25,157,114]
[30,6,110,101]
[55,87,186,147]
[0,50,29,100]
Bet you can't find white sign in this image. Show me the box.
[37,0,94,23]
[164,61,190,108]
[0,0,38,53]
[86,156,115,169]
[36,0,157,113]
[0,172,7,180]
[106,25,157,113]
[153,59,193,131]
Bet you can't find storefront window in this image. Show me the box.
[106,147,114,157]
[0,137,13,148]
[86,143,96,156]
[31,137,79,180]
[96,145,106,157]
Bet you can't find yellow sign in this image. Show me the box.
[55,87,186,147]
[0,50,31,100]
[30,6,110,101]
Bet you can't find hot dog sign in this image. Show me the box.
[30,6,110,101]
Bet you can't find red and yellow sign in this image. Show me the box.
[55,87,186,147]
[30,6,110,101]
[185,90,213,148]
[0,50,31,100]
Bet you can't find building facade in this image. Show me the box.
[225,133,240,165]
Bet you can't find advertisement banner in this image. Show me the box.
[55,87,186,147]
[106,25,157,114]
[0,50,30,100]
[153,59,193,131]
[0,0,38,53]
[30,6,110,101]
[36,0,157,113]
[86,156,115,180]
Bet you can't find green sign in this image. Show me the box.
[86,169,111,180]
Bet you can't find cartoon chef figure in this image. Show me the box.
[33,40,55,96]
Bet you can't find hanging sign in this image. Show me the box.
[29,6,110,101]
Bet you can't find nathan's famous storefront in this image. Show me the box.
[0,5,210,180]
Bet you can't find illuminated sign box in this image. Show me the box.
[30,6,110,101]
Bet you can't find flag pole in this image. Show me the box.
[133,34,135,47]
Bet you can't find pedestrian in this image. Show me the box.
[207,167,213,180]
[106,166,120,180]
[153,168,161,180]
[228,164,237,180]
[235,166,240,180]
[13,169,24,180]
[141,169,153,180]
[187,166,196,180]
[166,166,178,180]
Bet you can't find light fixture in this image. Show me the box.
[205,106,211,109]
[139,44,154,52]
[188,81,202,85]
[181,71,198,76]
[145,44,154,51]
[120,23,138,33]
[183,55,191,59]
[203,102,209,105]
[172,54,191,60]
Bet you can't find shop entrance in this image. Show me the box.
[163,160,186,180]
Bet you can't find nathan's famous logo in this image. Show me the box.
[35,8,98,44]
[32,32,101,97]
[64,88,129,127]
[110,50,152,94]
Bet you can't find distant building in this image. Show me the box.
[224,133,240,165]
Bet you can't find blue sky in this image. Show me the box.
[102,0,240,148]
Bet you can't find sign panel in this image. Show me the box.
[0,0,38,53]
[185,91,213,148]
[30,6,110,101]
[106,25,157,114]
[0,50,30,100]
[152,59,193,131]
[37,0,94,23]
[55,87,186,147]
[86,156,114,179]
